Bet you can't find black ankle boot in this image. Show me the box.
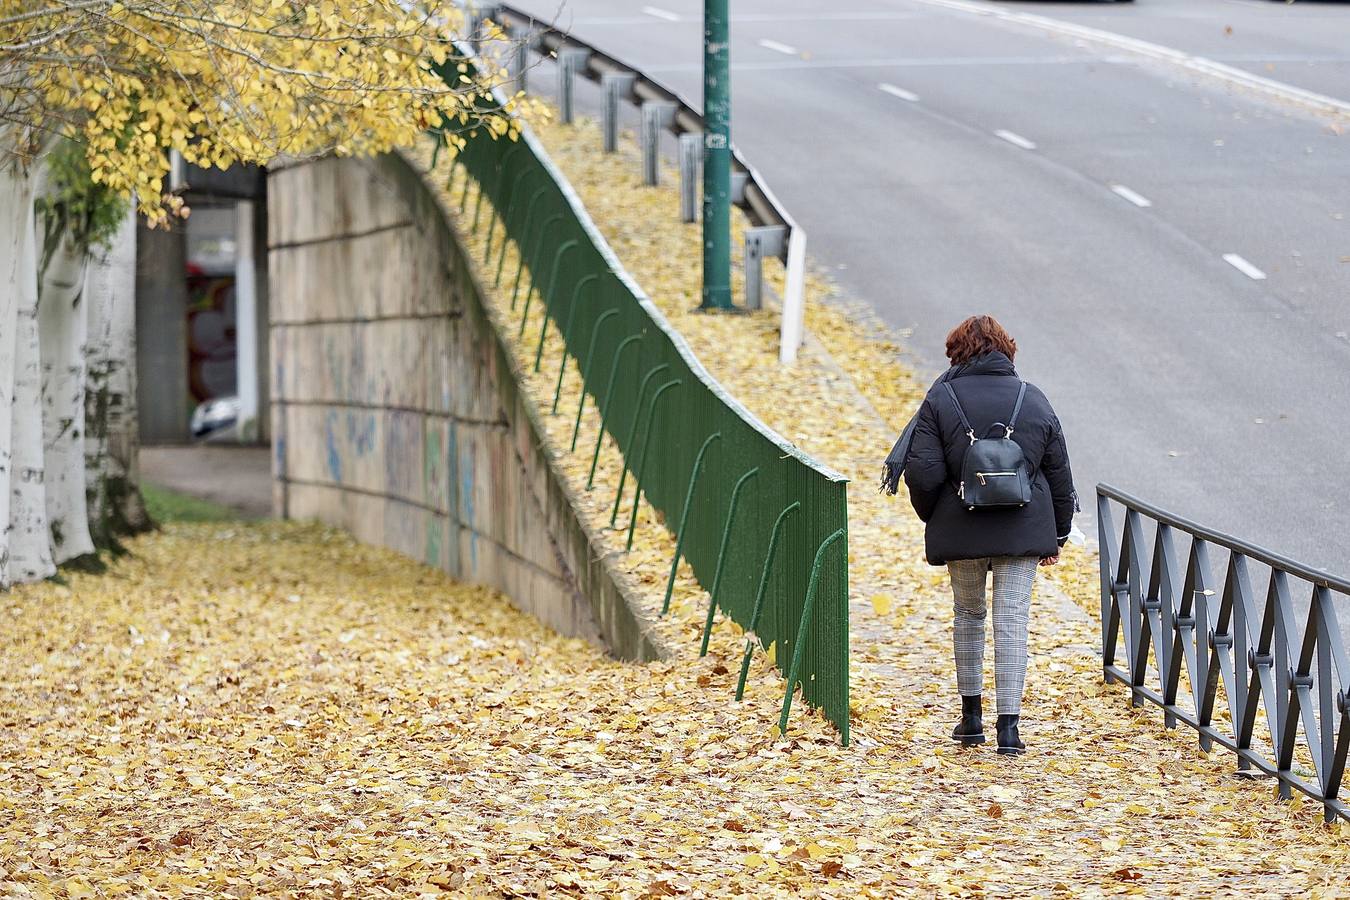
[951,695,984,745]
[996,714,1025,755]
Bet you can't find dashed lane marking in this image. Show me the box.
[1223,253,1267,280]
[878,83,920,102]
[1110,184,1153,208]
[758,39,799,56]
[641,6,680,21]
[994,129,1037,150]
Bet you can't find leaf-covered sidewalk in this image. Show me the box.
[3,116,1347,894]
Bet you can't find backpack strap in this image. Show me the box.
[942,383,977,445]
[1006,382,1028,436]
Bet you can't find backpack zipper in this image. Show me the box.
[975,471,1019,485]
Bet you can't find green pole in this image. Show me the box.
[700,0,732,310]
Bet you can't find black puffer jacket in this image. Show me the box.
[904,352,1076,565]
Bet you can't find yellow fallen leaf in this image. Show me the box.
[870,594,892,616]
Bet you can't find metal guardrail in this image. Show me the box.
[475,3,809,364]
[431,56,852,743]
[1097,484,1350,822]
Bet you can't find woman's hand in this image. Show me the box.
[1039,555,1059,567]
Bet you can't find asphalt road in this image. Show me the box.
[510,0,1350,584]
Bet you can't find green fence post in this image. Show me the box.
[552,274,600,413]
[470,170,489,233]
[609,363,670,524]
[457,139,477,211]
[699,467,760,655]
[569,311,621,450]
[483,144,523,263]
[624,380,683,551]
[581,332,642,461]
[779,527,847,737]
[736,501,801,699]
[498,187,546,286]
[662,432,723,615]
[513,213,562,310]
[527,239,579,351]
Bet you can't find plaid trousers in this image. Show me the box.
[947,556,1038,716]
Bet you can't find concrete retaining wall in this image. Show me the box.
[267,153,663,660]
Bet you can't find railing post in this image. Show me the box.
[679,133,701,223]
[602,73,635,152]
[610,363,670,524]
[779,528,848,738]
[624,380,683,551]
[552,274,600,413]
[562,307,618,440]
[662,432,723,615]
[641,102,675,186]
[580,332,641,462]
[699,467,760,655]
[736,502,801,699]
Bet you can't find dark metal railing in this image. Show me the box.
[1097,484,1350,822]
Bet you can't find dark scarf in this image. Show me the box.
[878,352,1017,495]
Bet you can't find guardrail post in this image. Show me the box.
[602,73,635,152]
[679,133,701,223]
[557,49,591,124]
[743,225,786,311]
[737,502,801,700]
[552,274,600,412]
[511,28,531,95]
[779,528,848,738]
[641,102,675,186]
[585,335,642,488]
[730,170,749,204]
[699,467,760,656]
[662,432,723,615]
[624,380,683,551]
[610,363,670,524]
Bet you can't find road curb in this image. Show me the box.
[911,0,1350,120]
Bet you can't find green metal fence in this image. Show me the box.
[435,109,851,743]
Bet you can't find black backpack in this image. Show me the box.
[943,381,1032,511]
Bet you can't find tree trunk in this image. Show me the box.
[85,208,149,548]
[38,224,96,563]
[0,161,55,587]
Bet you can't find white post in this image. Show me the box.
[234,200,260,442]
[779,227,807,365]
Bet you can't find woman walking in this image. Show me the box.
[903,315,1077,755]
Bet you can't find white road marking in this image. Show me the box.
[758,39,799,56]
[1110,184,1153,208]
[908,0,1350,118]
[1223,253,1267,280]
[994,129,1037,150]
[641,6,680,21]
[878,83,920,102]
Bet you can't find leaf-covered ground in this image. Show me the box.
[3,118,1347,895]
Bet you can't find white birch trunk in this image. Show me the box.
[38,225,95,562]
[84,209,147,546]
[0,161,55,586]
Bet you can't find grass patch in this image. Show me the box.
[141,483,239,523]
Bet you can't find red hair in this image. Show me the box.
[945,315,1017,366]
